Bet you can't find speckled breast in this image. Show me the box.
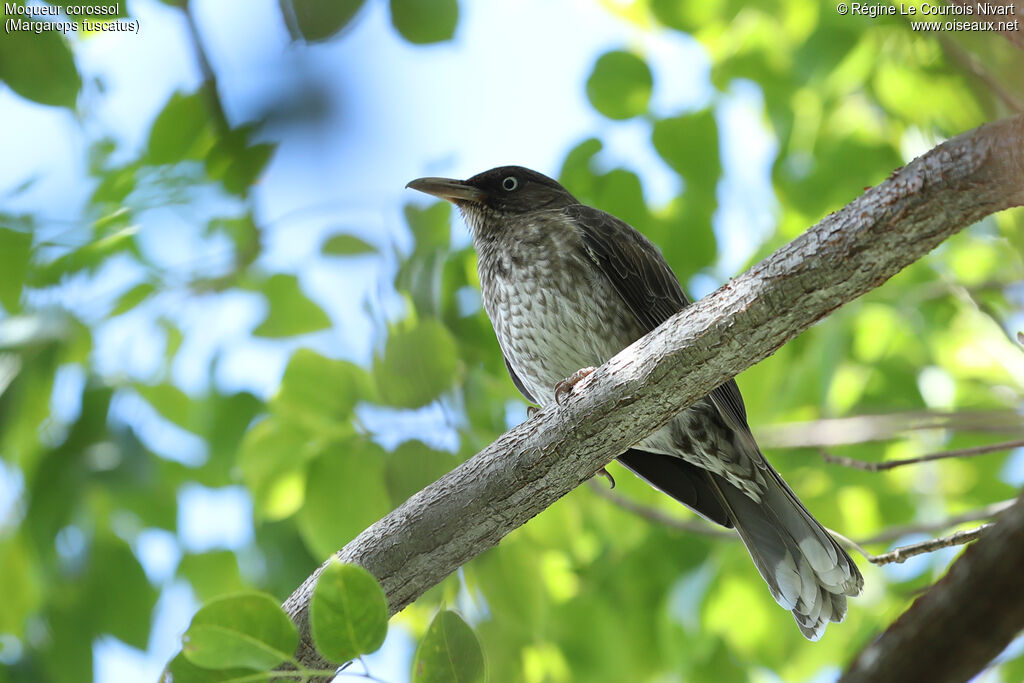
[475,216,645,405]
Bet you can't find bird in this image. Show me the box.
[406,165,863,640]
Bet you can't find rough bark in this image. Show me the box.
[841,491,1024,683]
[283,115,1024,672]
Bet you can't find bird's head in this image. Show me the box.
[406,166,578,232]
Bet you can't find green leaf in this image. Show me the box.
[163,652,252,683]
[296,441,391,558]
[0,536,42,636]
[0,23,80,108]
[178,551,246,603]
[83,536,159,650]
[559,137,603,200]
[182,592,298,671]
[238,418,313,519]
[136,382,195,431]
[374,319,458,408]
[586,51,653,120]
[0,228,31,312]
[405,202,451,253]
[390,0,458,44]
[252,274,331,338]
[109,282,156,316]
[384,440,455,505]
[322,233,376,256]
[273,349,371,424]
[285,0,366,42]
[28,225,138,287]
[204,126,277,196]
[310,560,388,663]
[412,610,485,683]
[651,109,721,194]
[147,91,211,165]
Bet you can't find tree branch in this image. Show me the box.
[282,115,1024,671]
[832,524,994,566]
[841,492,1024,682]
[818,437,1024,471]
[757,409,1024,449]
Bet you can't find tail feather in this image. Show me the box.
[710,469,863,640]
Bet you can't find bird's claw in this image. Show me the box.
[526,405,539,418]
[596,466,615,489]
[553,366,596,405]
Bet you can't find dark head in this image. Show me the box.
[406,166,578,234]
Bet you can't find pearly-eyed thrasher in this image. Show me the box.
[407,166,862,639]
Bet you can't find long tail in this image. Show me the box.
[711,469,863,640]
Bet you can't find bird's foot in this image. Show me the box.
[595,466,616,489]
[526,405,539,418]
[554,367,596,405]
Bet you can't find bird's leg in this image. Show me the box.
[595,466,616,488]
[553,366,596,405]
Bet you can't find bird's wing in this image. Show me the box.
[566,204,756,442]
[617,449,734,527]
[504,356,537,404]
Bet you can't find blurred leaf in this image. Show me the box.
[136,382,195,431]
[90,162,139,205]
[374,318,458,408]
[202,391,264,483]
[28,226,138,287]
[0,23,80,108]
[384,440,455,505]
[182,592,298,670]
[147,91,212,165]
[651,109,720,195]
[0,228,31,312]
[412,610,485,683]
[559,137,603,199]
[110,282,156,316]
[0,536,42,636]
[310,560,388,663]
[405,202,451,253]
[586,50,653,120]
[205,126,276,196]
[252,274,331,338]
[238,418,313,519]
[296,440,391,557]
[178,551,246,603]
[273,348,372,426]
[322,233,375,256]
[390,0,458,44]
[162,652,252,682]
[285,0,365,42]
[83,536,160,650]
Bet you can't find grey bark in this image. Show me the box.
[283,115,1024,672]
[841,491,1024,683]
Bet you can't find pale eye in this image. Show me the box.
[502,176,519,191]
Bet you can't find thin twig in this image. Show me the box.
[758,410,1024,449]
[857,498,1016,545]
[867,525,992,566]
[586,481,734,538]
[939,35,1024,113]
[819,438,1024,472]
[829,524,991,565]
